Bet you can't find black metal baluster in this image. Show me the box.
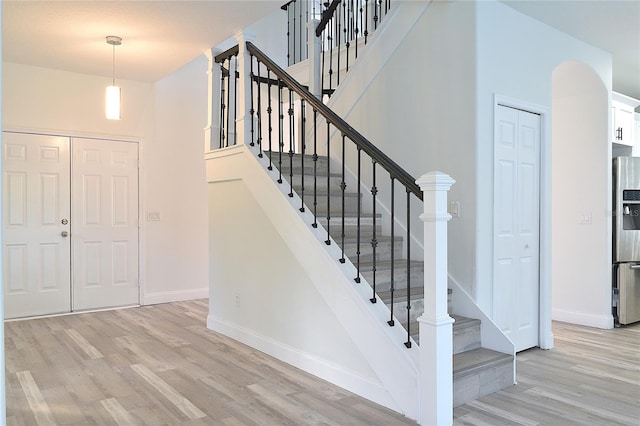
[337,0,343,86]
[345,0,350,73]
[363,0,369,44]
[256,61,263,156]
[233,54,238,145]
[278,80,284,184]
[325,120,331,245]
[321,2,326,99]
[388,177,395,326]
[300,99,306,212]
[292,1,297,64]
[349,0,354,41]
[405,189,412,348]
[339,134,346,263]
[328,14,334,96]
[305,1,309,61]
[285,3,291,65]
[226,57,232,146]
[355,147,361,283]
[299,0,304,62]
[370,161,377,303]
[267,70,274,169]
[219,62,226,148]
[312,111,319,228]
[373,0,379,31]
[288,89,295,198]
[249,56,255,147]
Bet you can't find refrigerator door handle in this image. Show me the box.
[630,265,640,270]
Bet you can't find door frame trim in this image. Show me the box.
[2,128,144,310]
[493,95,553,350]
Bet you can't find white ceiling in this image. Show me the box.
[2,0,639,100]
[502,0,640,101]
[2,0,283,82]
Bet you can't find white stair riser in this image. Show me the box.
[361,267,424,292]
[453,361,513,407]
[310,194,361,215]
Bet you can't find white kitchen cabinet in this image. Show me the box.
[612,92,640,147]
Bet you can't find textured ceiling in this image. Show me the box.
[2,0,639,100]
[2,0,283,82]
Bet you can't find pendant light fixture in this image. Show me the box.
[105,35,122,120]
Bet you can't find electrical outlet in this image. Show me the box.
[235,294,240,308]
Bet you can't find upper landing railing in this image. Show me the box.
[282,0,391,97]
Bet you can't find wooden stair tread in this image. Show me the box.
[451,315,481,331]
[453,348,512,380]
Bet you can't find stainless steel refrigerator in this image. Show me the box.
[613,157,640,325]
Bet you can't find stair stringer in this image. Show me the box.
[205,144,420,420]
[449,277,516,385]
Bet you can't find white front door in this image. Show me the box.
[3,133,72,318]
[493,105,540,352]
[3,133,139,319]
[72,138,139,311]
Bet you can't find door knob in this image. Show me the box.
[61,231,69,237]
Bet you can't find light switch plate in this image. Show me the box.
[147,211,161,221]
[449,201,460,218]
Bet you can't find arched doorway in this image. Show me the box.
[551,61,613,329]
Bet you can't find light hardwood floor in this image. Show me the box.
[5,299,415,425]
[5,299,640,425]
[454,320,640,425]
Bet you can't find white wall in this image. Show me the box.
[144,55,209,303]
[2,63,154,138]
[552,62,612,328]
[474,1,612,326]
[323,0,613,329]
[326,0,478,291]
[0,4,6,419]
[2,57,210,305]
[206,145,420,419]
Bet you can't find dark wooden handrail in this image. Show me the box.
[315,0,341,37]
[214,45,240,63]
[246,41,422,199]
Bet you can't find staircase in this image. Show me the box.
[274,151,514,406]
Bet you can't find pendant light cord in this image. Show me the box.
[112,43,116,86]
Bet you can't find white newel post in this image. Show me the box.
[308,18,321,99]
[416,171,455,426]
[234,31,256,146]
[204,47,222,153]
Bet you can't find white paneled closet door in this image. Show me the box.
[72,138,139,311]
[493,105,541,352]
[3,133,72,318]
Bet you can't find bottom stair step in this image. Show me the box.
[453,347,514,407]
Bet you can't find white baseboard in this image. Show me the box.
[143,288,209,305]
[206,314,399,413]
[552,308,614,329]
